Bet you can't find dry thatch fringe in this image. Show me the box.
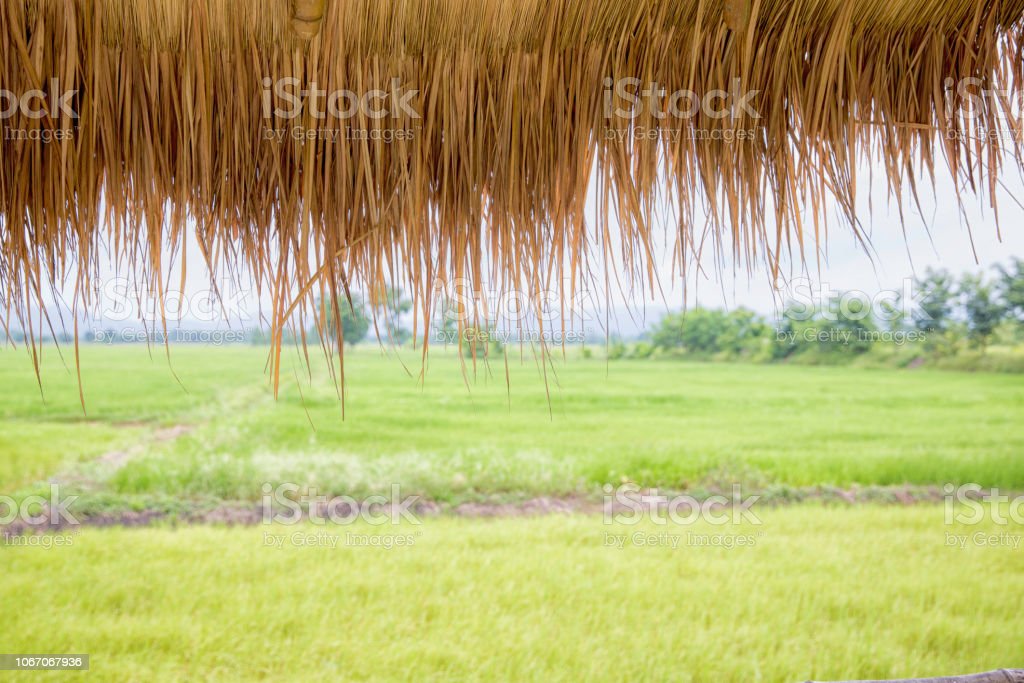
[2,0,1024,408]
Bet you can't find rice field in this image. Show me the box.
[1,345,1022,682]
[1,345,1022,500]
[2,511,1023,682]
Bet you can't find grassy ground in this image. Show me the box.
[1,345,1022,501]
[1,345,1021,682]
[2,509,1022,682]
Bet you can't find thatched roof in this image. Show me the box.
[2,0,1024,393]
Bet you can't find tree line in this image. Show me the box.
[609,259,1024,371]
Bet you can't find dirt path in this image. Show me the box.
[50,423,196,491]
[96,424,195,469]
[3,484,959,536]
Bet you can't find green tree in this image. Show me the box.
[912,268,956,334]
[460,326,504,359]
[995,258,1024,324]
[960,273,1003,349]
[368,285,412,344]
[433,299,460,344]
[650,308,766,357]
[824,295,877,354]
[316,295,370,345]
[774,295,877,359]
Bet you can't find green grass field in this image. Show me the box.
[1,345,1022,681]
[0,511,1021,682]
[2,345,1022,500]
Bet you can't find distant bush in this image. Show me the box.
[631,342,656,359]
[607,340,627,360]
